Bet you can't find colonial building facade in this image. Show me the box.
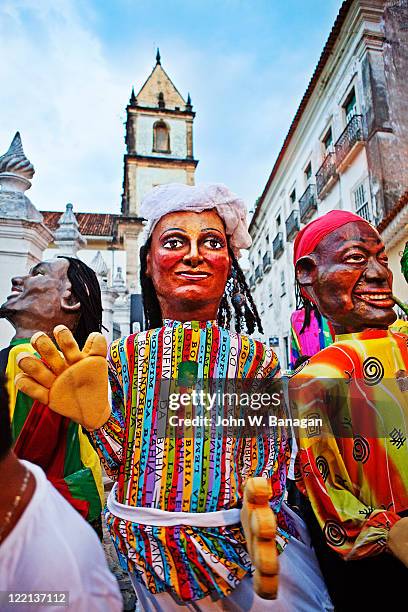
[0,53,197,345]
[247,0,408,368]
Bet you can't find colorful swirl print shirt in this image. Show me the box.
[3,338,103,523]
[290,329,408,560]
[91,320,291,603]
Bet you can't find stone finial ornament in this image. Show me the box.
[0,132,35,193]
[91,250,109,282]
[112,266,126,290]
[54,203,86,257]
[0,131,42,222]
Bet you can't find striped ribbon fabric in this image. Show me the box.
[91,319,294,602]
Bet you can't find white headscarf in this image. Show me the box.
[139,183,252,257]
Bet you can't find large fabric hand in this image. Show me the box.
[241,477,279,599]
[388,517,408,567]
[15,325,111,431]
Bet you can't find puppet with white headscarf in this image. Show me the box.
[16,183,331,610]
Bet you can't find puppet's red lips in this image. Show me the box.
[176,271,210,281]
[353,291,394,307]
[6,288,23,300]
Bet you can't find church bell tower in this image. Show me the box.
[121,50,198,217]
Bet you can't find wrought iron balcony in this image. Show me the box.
[285,210,300,241]
[263,252,272,272]
[249,274,256,289]
[335,115,364,172]
[299,184,317,223]
[316,152,338,198]
[255,265,263,283]
[356,202,371,223]
[272,232,284,259]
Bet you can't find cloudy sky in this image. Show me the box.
[0,0,341,214]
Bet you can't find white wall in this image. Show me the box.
[130,164,189,214]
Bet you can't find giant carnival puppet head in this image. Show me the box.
[294,210,397,335]
[139,183,263,333]
[0,257,102,347]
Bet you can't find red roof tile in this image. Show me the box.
[41,211,116,237]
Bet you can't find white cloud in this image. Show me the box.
[0,0,127,213]
[0,0,320,215]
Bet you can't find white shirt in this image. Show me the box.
[0,461,122,612]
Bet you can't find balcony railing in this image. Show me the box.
[272,232,284,259]
[255,265,263,283]
[299,184,317,223]
[285,210,300,241]
[356,202,371,223]
[335,115,364,170]
[263,252,272,272]
[316,152,338,198]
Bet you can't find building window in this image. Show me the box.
[322,127,333,152]
[353,181,371,222]
[276,214,281,228]
[290,189,296,205]
[153,121,170,153]
[304,162,312,182]
[266,233,270,245]
[280,270,286,296]
[268,282,273,306]
[344,88,357,124]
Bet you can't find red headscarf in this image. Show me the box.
[293,210,367,265]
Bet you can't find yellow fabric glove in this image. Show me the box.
[15,325,111,431]
[241,477,279,599]
[388,517,408,567]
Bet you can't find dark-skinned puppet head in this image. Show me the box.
[294,210,396,336]
[0,256,102,348]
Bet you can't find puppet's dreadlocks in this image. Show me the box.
[58,256,103,349]
[295,277,324,333]
[140,238,263,334]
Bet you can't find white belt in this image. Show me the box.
[107,482,241,527]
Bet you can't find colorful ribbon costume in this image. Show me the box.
[91,320,292,602]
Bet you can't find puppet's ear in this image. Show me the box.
[295,254,318,300]
[61,290,81,313]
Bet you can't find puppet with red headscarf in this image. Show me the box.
[289,211,408,609]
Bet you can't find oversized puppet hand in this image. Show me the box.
[388,517,408,567]
[241,477,279,599]
[15,325,111,431]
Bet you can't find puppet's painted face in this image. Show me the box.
[146,209,231,317]
[0,259,75,324]
[297,221,396,333]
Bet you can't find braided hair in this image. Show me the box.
[140,238,263,334]
[295,277,323,333]
[58,256,103,348]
